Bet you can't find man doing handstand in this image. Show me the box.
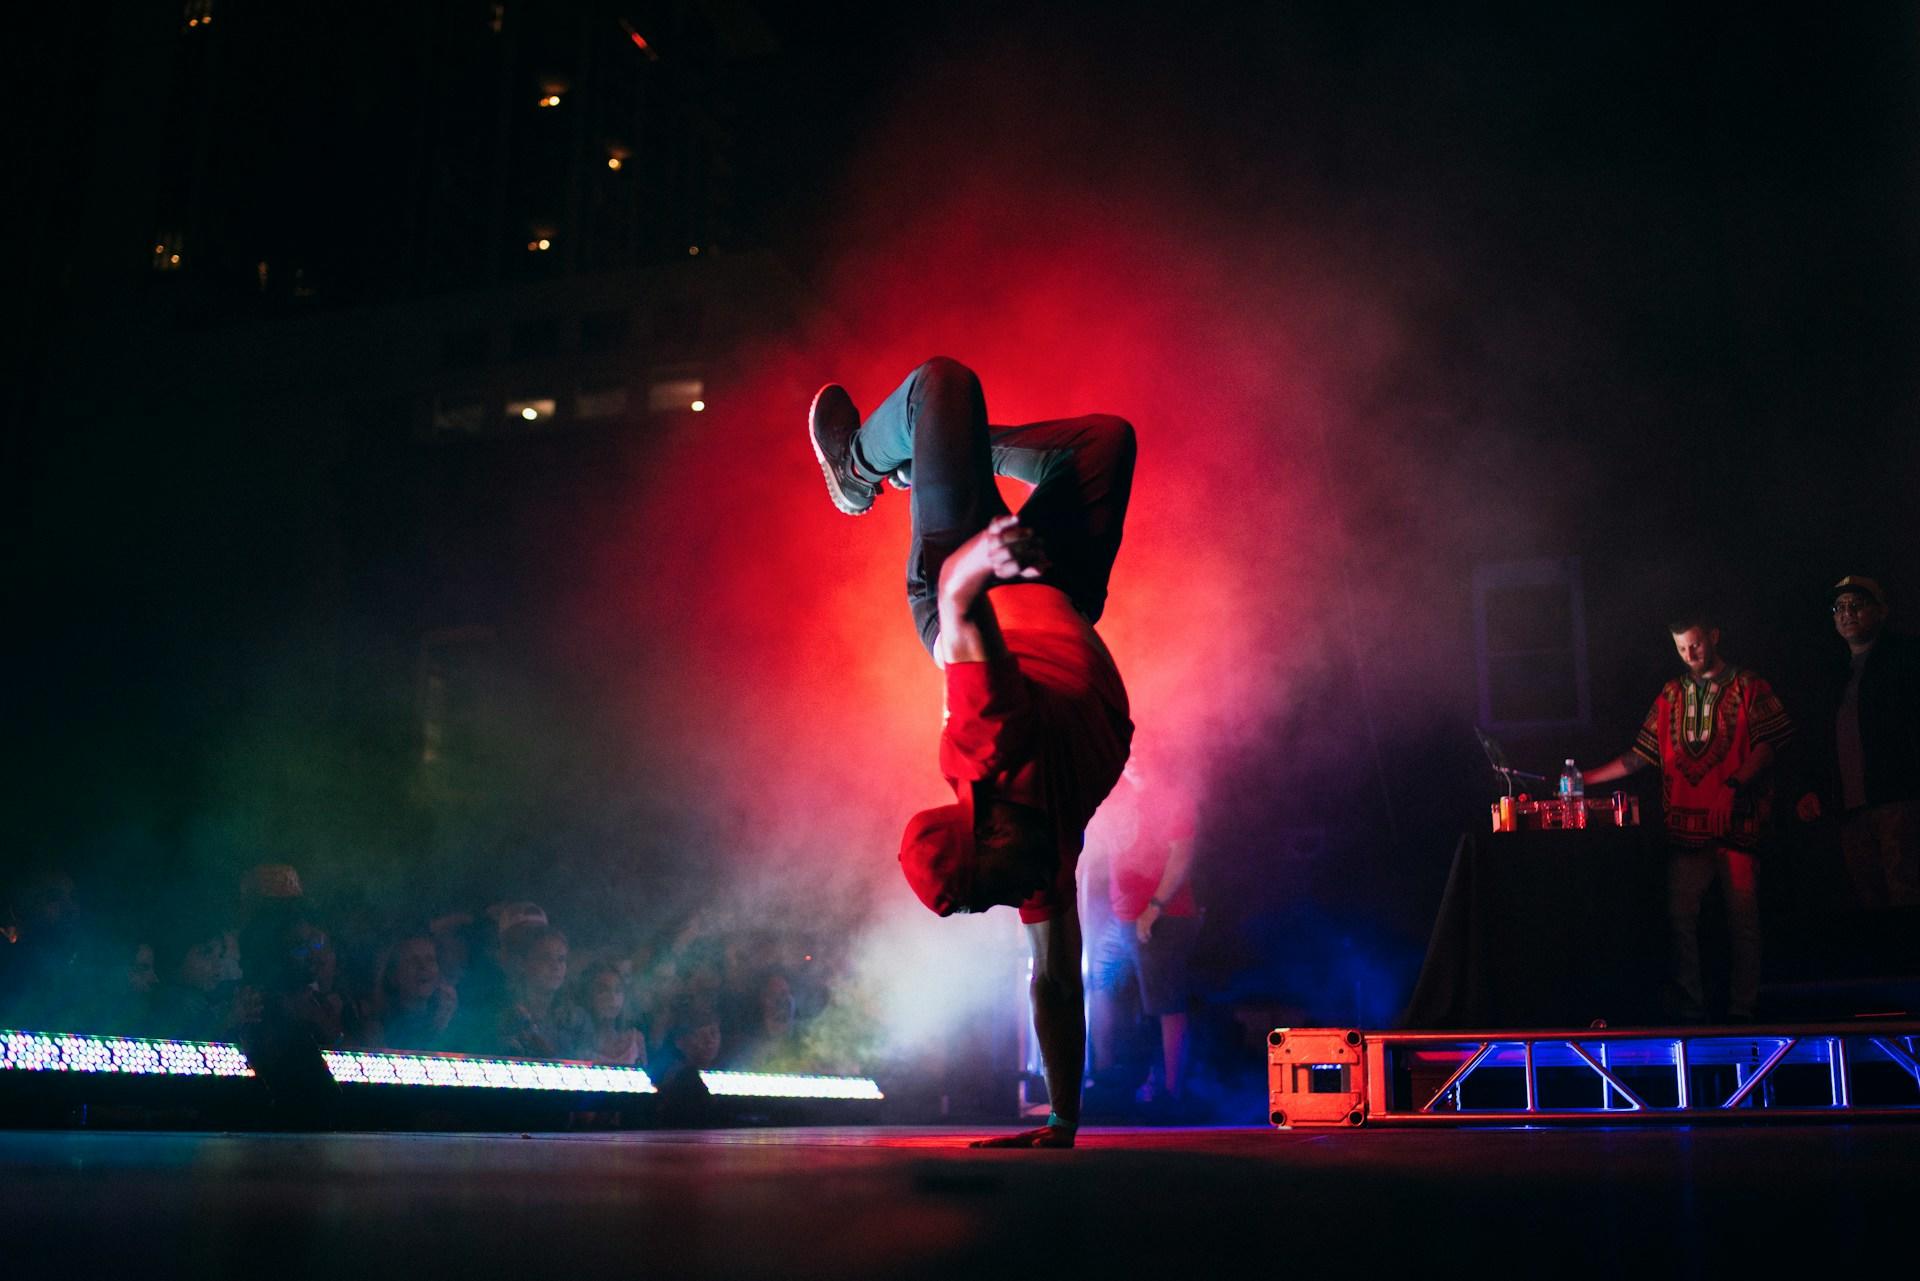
[809,357,1136,1148]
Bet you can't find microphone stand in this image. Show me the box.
[1490,764,1549,798]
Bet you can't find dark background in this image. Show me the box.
[14,2,1918,1031]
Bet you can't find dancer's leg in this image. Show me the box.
[856,358,1009,654]
[991,414,1136,630]
[855,358,1135,654]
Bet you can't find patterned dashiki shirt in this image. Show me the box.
[1631,667,1793,850]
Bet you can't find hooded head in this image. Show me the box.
[899,783,1056,916]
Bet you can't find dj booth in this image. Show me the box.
[1402,823,1668,1029]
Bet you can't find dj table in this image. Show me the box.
[1402,826,1668,1029]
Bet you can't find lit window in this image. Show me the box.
[505,397,556,425]
[646,378,704,414]
[577,384,629,420]
[152,233,184,272]
[430,397,485,435]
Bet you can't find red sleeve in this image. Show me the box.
[940,655,1034,783]
[1741,674,1794,750]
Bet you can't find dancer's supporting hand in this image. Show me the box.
[969,1123,1076,1150]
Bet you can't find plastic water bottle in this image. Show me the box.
[1560,759,1585,828]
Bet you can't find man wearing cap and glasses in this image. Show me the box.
[1795,577,1920,908]
[810,357,1136,1148]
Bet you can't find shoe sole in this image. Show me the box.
[808,383,874,516]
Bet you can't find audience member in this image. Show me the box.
[355,932,459,1052]
[651,993,722,1124]
[724,967,801,1070]
[245,914,347,1048]
[0,868,83,1025]
[570,962,646,1067]
[493,923,585,1058]
[149,918,262,1041]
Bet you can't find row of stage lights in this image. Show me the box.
[1,1029,883,1102]
[2,1030,253,1078]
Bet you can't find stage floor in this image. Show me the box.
[5,1123,1912,1275]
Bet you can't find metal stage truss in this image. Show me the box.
[1269,1024,1920,1128]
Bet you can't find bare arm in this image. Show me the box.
[1136,837,1196,943]
[1583,754,1651,787]
[934,515,1048,667]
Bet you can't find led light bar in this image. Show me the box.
[1,1029,255,1078]
[698,1069,885,1101]
[3,1031,881,1103]
[321,1049,656,1094]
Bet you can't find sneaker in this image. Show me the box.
[887,462,912,492]
[808,383,879,516]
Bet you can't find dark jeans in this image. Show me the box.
[853,357,1137,655]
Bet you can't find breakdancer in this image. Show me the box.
[809,357,1135,1148]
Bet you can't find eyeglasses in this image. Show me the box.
[1832,600,1878,616]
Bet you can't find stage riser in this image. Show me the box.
[1270,1025,1920,1127]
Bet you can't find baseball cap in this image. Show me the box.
[898,782,978,916]
[1831,575,1887,609]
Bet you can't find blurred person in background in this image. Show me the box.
[1795,576,1920,909]
[1090,753,1201,1116]
[724,967,801,1071]
[149,916,261,1041]
[0,867,84,1026]
[243,913,346,1048]
[494,923,584,1058]
[569,961,645,1067]
[355,931,459,1052]
[651,993,723,1125]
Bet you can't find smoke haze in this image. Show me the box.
[17,5,1914,1066]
